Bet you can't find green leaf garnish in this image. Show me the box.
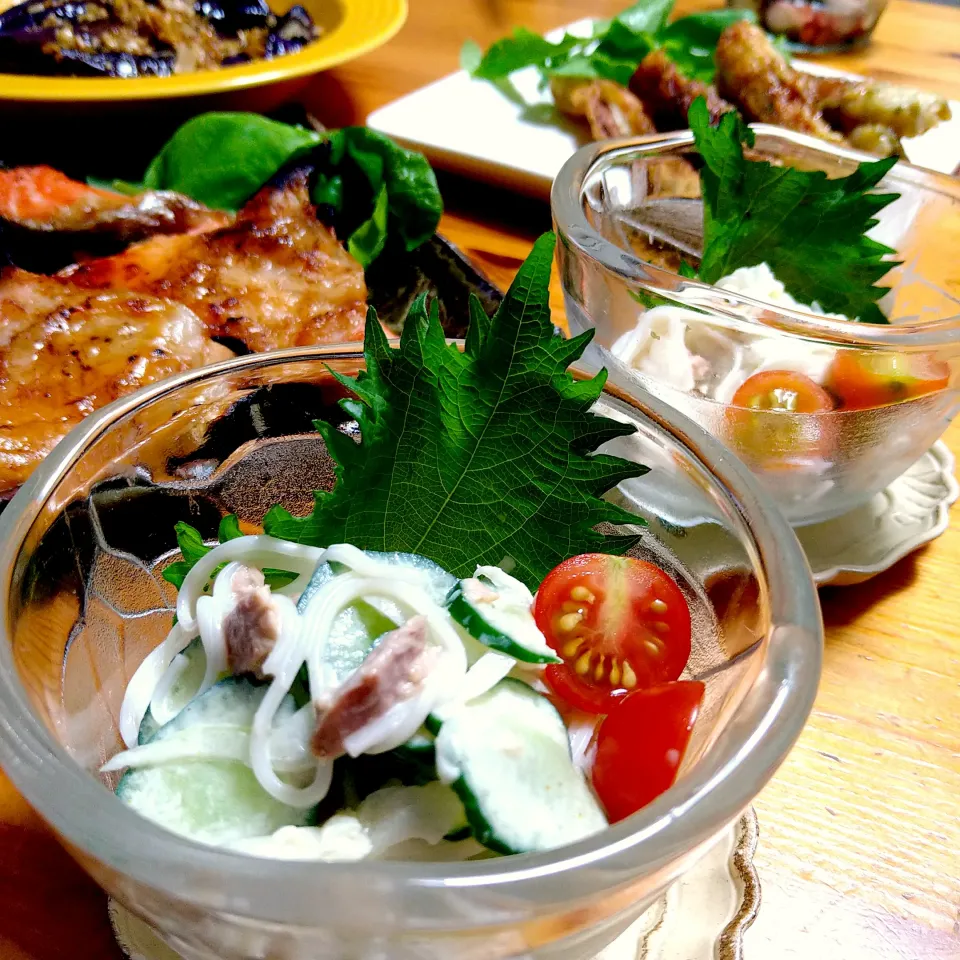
[463,0,755,89]
[689,98,899,323]
[327,127,443,256]
[89,114,442,269]
[657,9,757,83]
[467,27,579,81]
[162,516,296,591]
[264,233,648,587]
[218,514,244,542]
[140,113,322,212]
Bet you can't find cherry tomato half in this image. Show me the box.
[591,680,705,822]
[535,554,692,714]
[727,369,835,469]
[825,351,949,411]
[731,370,836,414]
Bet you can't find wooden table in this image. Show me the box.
[3,1,960,958]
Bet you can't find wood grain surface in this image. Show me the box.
[3,2,960,959]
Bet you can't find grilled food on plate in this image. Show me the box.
[0,115,451,496]
[465,0,952,157]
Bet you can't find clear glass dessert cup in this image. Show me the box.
[0,346,822,960]
[552,126,960,526]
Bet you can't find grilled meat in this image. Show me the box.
[62,171,369,353]
[629,49,734,131]
[550,76,656,139]
[714,21,844,145]
[0,269,229,491]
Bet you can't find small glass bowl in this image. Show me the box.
[0,346,821,960]
[726,0,889,52]
[552,126,960,526]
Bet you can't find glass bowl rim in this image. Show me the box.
[0,344,822,923]
[551,124,960,351]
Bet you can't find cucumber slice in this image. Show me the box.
[117,678,314,845]
[297,551,457,686]
[138,637,206,745]
[297,561,398,685]
[447,567,559,664]
[434,680,607,855]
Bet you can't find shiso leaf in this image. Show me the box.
[264,233,649,587]
[690,97,899,323]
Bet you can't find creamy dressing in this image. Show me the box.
[111,544,570,860]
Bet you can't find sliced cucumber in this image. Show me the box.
[138,637,206,745]
[365,552,457,607]
[297,561,398,685]
[434,680,607,855]
[296,551,457,687]
[117,678,314,846]
[447,567,559,664]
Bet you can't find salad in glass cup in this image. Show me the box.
[0,238,822,960]
[553,99,960,525]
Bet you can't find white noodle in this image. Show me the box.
[176,536,325,633]
[250,594,333,808]
[118,622,193,748]
[148,652,192,727]
[102,723,318,776]
[301,571,468,757]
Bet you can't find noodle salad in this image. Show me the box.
[103,235,705,861]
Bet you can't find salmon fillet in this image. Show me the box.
[62,171,369,353]
[0,165,229,239]
[0,269,228,492]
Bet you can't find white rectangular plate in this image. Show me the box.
[368,19,960,197]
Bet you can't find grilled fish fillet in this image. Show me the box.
[62,171,368,353]
[0,165,229,239]
[0,270,229,492]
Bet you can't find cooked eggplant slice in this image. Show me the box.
[195,0,271,35]
[55,49,176,77]
[0,0,317,76]
[265,5,313,58]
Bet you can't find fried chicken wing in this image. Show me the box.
[629,49,734,131]
[817,81,952,140]
[62,171,368,353]
[845,123,903,158]
[0,166,229,240]
[715,21,844,145]
[0,270,228,491]
[550,76,656,139]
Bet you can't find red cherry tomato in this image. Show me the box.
[535,554,692,714]
[825,351,949,410]
[727,369,835,469]
[731,370,836,414]
[591,680,705,822]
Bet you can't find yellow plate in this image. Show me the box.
[0,0,406,103]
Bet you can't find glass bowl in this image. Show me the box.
[726,0,889,51]
[0,346,821,960]
[552,126,960,526]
